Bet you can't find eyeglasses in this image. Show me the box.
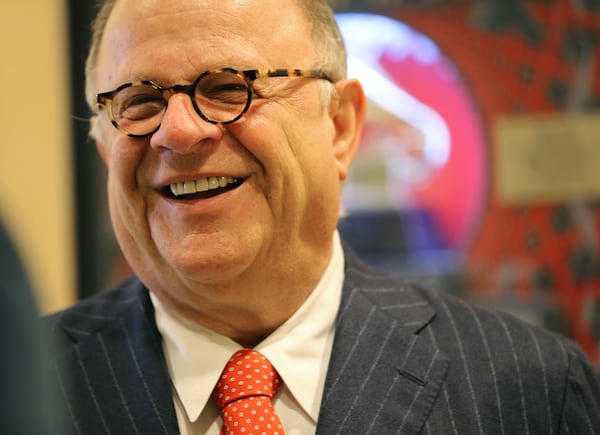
[96,68,333,137]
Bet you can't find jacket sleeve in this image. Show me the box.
[558,342,600,434]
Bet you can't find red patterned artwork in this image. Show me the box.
[388,0,600,366]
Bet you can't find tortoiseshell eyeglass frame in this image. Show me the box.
[96,68,334,137]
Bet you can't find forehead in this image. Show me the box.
[97,0,316,87]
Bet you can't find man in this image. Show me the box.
[46,0,600,433]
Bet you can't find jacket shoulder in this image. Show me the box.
[43,276,149,339]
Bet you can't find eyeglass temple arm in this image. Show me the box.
[245,69,333,82]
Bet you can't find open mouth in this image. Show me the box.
[165,176,244,200]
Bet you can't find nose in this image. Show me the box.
[149,93,223,153]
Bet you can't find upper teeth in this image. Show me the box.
[169,176,237,197]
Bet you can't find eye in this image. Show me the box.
[114,86,166,121]
[120,97,165,120]
[196,72,249,105]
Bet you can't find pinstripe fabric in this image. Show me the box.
[44,248,600,434]
[316,250,600,434]
[45,278,178,434]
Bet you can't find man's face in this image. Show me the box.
[94,0,363,308]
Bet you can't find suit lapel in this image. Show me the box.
[56,281,179,434]
[316,251,449,434]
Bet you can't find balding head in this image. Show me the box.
[84,0,346,112]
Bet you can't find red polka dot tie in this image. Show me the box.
[214,349,285,435]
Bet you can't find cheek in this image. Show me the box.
[274,122,341,223]
[104,138,155,252]
[282,114,338,181]
[229,99,340,224]
[106,138,148,183]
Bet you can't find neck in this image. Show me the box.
[152,241,335,346]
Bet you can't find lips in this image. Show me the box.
[167,176,244,199]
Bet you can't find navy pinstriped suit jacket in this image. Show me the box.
[45,249,600,434]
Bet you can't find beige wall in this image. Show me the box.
[0,1,75,313]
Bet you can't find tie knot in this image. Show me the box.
[214,349,282,410]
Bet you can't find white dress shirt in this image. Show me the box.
[151,232,344,434]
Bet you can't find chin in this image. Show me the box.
[168,251,258,286]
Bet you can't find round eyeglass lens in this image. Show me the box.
[111,84,166,136]
[194,70,251,123]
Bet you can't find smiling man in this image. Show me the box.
[89,0,358,349]
[45,0,600,434]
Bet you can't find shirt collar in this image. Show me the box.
[151,231,344,423]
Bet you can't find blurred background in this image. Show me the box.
[1,0,598,368]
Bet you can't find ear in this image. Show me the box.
[90,115,109,165]
[330,79,367,181]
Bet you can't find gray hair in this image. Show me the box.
[85,0,117,113]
